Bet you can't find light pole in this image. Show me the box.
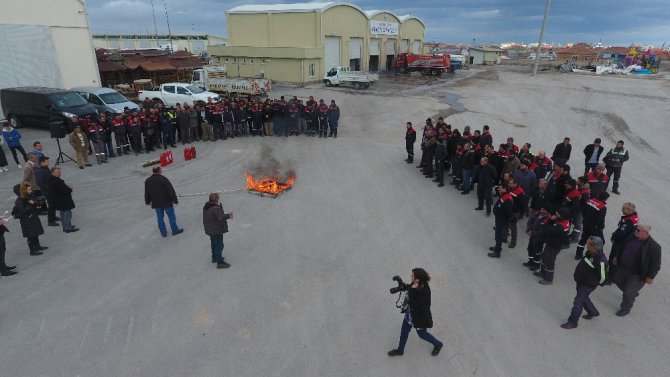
[533,0,552,76]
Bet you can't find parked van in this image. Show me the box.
[72,86,139,115]
[0,87,98,130]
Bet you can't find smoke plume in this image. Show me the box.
[245,145,296,180]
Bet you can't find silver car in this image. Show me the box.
[72,87,140,115]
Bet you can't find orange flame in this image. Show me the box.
[245,173,295,196]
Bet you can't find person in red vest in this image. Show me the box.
[488,184,514,258]
[575,192,609,259]
[604,202,640,284]
[405,122,416,163]
[586,164,609,198]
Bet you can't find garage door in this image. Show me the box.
[385,39,396,55]
[412,40,421,54]
[324,36,341,71]
[369,38,380,56]
[401,39,409,53]
[349,38,362,59]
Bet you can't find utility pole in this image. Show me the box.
[533,0,552,76]
[163,0,173,53]
[150,0,159,47]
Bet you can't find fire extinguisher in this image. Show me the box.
[167,150,174,164]
[183,148,191,161]
[191,146,197,159]
[160,152,167,167]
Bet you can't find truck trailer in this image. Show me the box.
[394,53,452,76]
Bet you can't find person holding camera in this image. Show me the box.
[11,182,48,255]
[388,268,444,357]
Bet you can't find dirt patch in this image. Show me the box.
[571,108,657,153]
[449,69,500,88]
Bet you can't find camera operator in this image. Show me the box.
[388,268,444,357]
[11,182,48,255]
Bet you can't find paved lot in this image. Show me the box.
[1,68,668,376]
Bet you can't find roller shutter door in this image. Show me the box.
[349,37,362,59]
[369,39,380,55]
[325,36,340,71]
[385,39,396,55]
[412,40,421,54]
[401,39,409,53]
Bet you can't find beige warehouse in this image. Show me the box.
[208,2,425,84]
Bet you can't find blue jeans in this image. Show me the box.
[210,234,224,262]
[397,317,442,353]
[461,169,473,191]
[155,207,179,235]
[60,209,73,231]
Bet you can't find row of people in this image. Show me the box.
[404,119,661,326]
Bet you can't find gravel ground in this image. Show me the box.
[0,66,668,377]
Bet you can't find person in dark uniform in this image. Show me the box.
[0,217,17,277]
[421,130,437,179]
[474,156,498,216]
[560,236,608,329]
[304,101,316,137]
[605,202,639,284]
[575,192,609,259]
[505,178,525,249]
[405,122,416,163]
[328,100,340,138]
[459,143,477,194]
[433,132,448,186]
[388,268,444,357]
[287,102,300,136]
[583,138,604,175]
[488,184,513,258]
[534,207,571,285]
[586,164,609,198]
[316,99,329,138]
[603,140,629,195]
[610,224,661,316]
[524,202,551,271]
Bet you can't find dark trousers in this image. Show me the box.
[531,240,545,264]
[436,158,446,183]
[114,133,128,154]
[396,318,442,353]
[477,185,493,213]
[130,132,142,152]
[0,234,7,270]
[0,145,8,167]
[613,269,645,311]
[105,139,116,156]
[540,245,561,281]
[212,123,222,140]
[567,284,599,325]
[210,234,224,262]
[406,144,414,162]
[506,216,518,243]
[584,162,598,176]
[161,130,174,148]
[9,145,28,164]
[576,226,603,258]
[318,118,328,137]
[27,236,40,251]
[494,217,508,252]
[46,197,58,222]
[180,125,190,144]
[606,166,622,191]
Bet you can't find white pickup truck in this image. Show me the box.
[138,83,220,107]
[323,66,378,89]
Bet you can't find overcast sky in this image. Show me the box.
[86,0,669,46]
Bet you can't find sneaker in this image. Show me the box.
[1,269,17,277]
[17,164,22,169]
[172,229,184,236]
[64,228,80,233]
[560,322,577,329]
[387,349,403,357]
[217,261,231,269]
[431,343,443,356]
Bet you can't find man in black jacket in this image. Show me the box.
[551,137,572,166]
[575,192,609,259]
[534,207,571,284]
[388,268,443,357]
[610,224,661,317]
[48,167,79,233]
[561,236,608,329]
[145,166,183,237]
[583,138,604,175]
[203,193,234,269]
[474,157,497,216]
[405,122,416,163]
[489,184,514,258]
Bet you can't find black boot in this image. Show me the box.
[28,240,43,256]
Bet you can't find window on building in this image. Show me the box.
[225,58,229,63]
[233,58,236,63]
[261,59,267,65]
[250,59,254,64]
[309,64,315,77]
[242,59,246,64]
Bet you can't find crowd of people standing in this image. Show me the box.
[405,118,661,327]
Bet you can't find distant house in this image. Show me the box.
[555,44,598,63]
[468,47,503,65]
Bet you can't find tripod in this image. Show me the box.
[55,138,75,166]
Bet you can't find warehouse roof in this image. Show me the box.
[228,2,341,13]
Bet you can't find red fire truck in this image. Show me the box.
[394,53,452,76]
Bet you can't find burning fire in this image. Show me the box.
[245,173,295,197]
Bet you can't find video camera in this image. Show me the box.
[389,275,410,294]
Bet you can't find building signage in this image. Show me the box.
[370,20,398,36]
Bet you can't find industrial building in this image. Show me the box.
[92,34,227,55]
[0,0,100,117]
[468,47,504,65]
[208,2,425,84]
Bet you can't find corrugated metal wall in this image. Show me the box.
[0,24,62,118]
